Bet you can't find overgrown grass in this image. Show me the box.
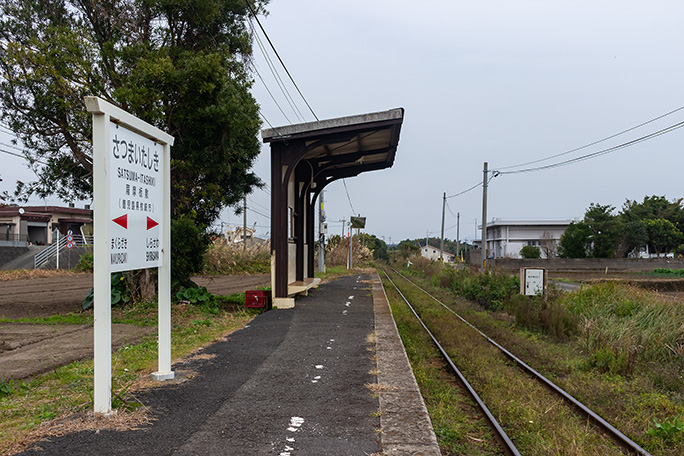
[383,272,626,455]
[392,265,684,454]
[383,277,501,455]
[203,242,270,275]
[562,282,684,375]
[650,268,684,277]
[432,266,519,311]
[0,297,256,455]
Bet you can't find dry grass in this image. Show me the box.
[203,241,270,275]
[0,269,88,281]
[5,409,151,455]
[323,236,373,267]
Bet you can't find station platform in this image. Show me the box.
[19,271,440,456]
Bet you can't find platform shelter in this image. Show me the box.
[262,108,404,308]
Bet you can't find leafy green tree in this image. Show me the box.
[645,219,683,258]
[398,239,419,258]
[583,203,620,258]
[520,245,541,259]
[615,220,649,257]
[0,0,268,281]
[558,221,592,258]
[619,196,684,257]
[358,233,389,261]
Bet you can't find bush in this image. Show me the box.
[520,245,541,259]
[172,216,209,286]
[434,267,519,311]
[74,252,94,272]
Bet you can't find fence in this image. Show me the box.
[34,235,94,269]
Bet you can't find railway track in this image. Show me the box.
[381,267,651,456]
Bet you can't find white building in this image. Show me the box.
[420,243,456,262]
[480,218,577,259]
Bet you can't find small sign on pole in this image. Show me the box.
[520,268,546,296]
[86,96,174,415]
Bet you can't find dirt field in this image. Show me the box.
[0,273,270,381]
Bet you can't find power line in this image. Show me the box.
[248,19,306,123]
[248,196,270,213]
[244,0,319,121]
[343,179,356,214]
[446,180,483,199]
[248,206,270,219]
[252,64,293,124]
[0,147,48,165]
[498,104,684,171]
[445,200,458,218]
[497,119,684,175]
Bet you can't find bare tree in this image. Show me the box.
[540,230,558,259]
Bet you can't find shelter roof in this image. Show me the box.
[261,108,404,182]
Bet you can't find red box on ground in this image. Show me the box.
[245,290,272,309]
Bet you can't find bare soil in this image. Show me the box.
[0,273,270,381]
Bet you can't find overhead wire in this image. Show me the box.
[0,147,48,165]
[248,18,306,123]
[497,104,684,171]
[244,0,319,121]
[497,119,684,175]
[446,180,483,199]
[343,180,356,214]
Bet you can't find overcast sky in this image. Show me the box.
[3,0,684,244]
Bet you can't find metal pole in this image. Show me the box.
[482,162,488,269]
[456,212,460,261]
[349,220,353,269]
[318,190,325,273]
[243,194,247,252]
[440,192,446,262]
[56,229,60,270]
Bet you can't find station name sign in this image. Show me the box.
[109,123,163,272]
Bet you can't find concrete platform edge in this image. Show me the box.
[371,270,441,456]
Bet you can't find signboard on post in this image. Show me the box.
[520,268,546,296]
[109,122,163,271]
[350,216,366,229]
[86,96,175,415]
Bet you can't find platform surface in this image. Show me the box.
[18,272,439,456]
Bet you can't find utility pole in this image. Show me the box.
[349,219,353,269]
[243,194,247,252]
[481,162,488,269]
[456,212,460,262]
[318,190,325,273]
[440,192,446,262]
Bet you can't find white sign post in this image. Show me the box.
[86,96,175,415]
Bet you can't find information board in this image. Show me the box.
[523,268,545,296]
[109,122,163,272]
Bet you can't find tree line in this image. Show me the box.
[558,195,684,258]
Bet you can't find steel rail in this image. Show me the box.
[381,270,521,456]
[388,267,651,456]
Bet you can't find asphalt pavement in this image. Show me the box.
[18,272,439,456]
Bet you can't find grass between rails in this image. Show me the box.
[383,270,625,456]
[382,276,500,456]
[386,264,684,455]
[0,294,258,455]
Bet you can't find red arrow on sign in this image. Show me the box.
[146,217,159,230]
[113,214,128,229]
